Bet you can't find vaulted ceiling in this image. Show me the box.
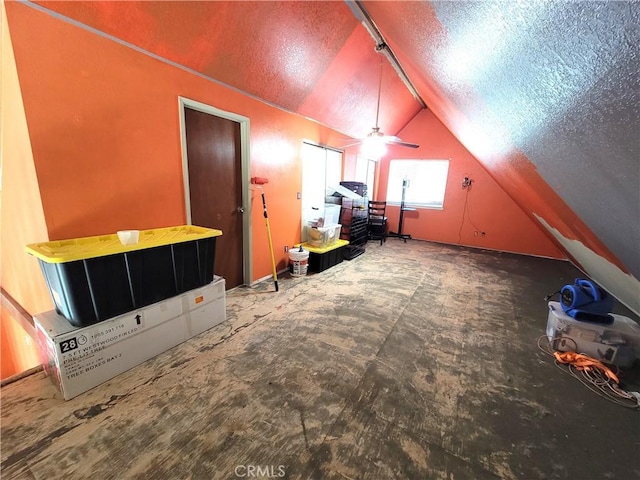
[31,1,640,304]
[35,0,423,141]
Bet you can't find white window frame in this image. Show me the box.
[301,142,343,241]
[355,155,376,199]
[386,159,449,209]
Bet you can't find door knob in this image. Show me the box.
[236,206,245,213]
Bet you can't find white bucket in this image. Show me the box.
[288,248,309,277]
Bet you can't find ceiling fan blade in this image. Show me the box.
[390,140,420,149]
[340,141,365,149]
[384,136,420,149]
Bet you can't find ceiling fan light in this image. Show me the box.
[361,135,387,159]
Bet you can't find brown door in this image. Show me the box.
[184,107,244,289]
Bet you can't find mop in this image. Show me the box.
[251,177,279,292]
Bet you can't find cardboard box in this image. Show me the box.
[546,301,640,367]
[34,277,226,400]
[182,277,227,337]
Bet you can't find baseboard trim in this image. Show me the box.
[404,237,569,262]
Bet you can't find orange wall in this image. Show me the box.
[2,1,568,379]
[1,310,41,380]
[1,1,52,379]
[5,2,347,282]
[2,2,349,377]
[370,110,564,258]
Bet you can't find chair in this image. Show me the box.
[367,201,387,245]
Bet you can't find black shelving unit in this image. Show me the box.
[340,198,367,260]
[339,181,367,198]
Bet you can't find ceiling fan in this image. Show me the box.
[349,51,420,155]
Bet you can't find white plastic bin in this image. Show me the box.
[318,204,341,227]
[307,224,341,248]
[546,301,640,367]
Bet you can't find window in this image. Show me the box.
[301,142,342,212]
[387,159,449,208]
[355,155,376,199]
[301,142,343,240]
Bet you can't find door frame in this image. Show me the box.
[178,96,252,286]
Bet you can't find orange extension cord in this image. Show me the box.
[538,336,640,409]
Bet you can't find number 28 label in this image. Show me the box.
[60,338,79,353]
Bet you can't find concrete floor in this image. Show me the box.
[1,240,639,479]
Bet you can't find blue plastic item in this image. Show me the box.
[560,278,614,321]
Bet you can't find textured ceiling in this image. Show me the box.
[35,0,422,141]
[31,1,640,281]
[364,0,640,279]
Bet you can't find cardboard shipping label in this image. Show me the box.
[56,313,142,381]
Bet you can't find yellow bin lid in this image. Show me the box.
[26,225,222,263]
[295,239,349,254]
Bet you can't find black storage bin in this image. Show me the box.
[26,226,221,327]
[308,244,346,273]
